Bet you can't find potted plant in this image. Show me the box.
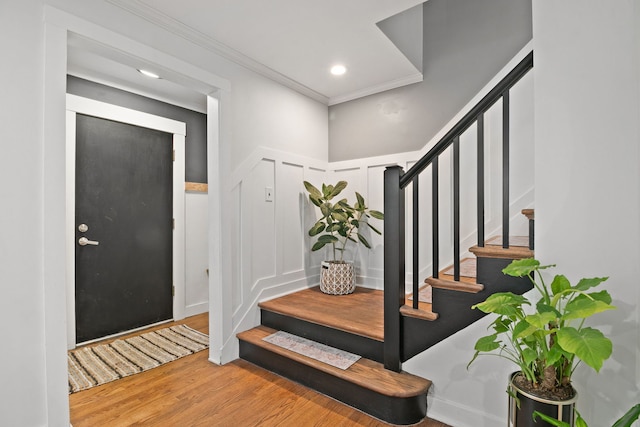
[467,258,616,426]
[303,180,383,295]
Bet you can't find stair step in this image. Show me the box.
[425,277,484,293]
[485,235,530,248]
[469,243,533,259]
[238,325,432,425]
[259,286,383,341]
[441,256,477,279]
[400,305,439,321]
[521,208,534,220]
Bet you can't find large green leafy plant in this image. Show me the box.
[303,181,383,262]
[468,258,615,399]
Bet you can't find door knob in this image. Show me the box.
[78,237,99,246]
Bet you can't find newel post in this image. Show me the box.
[383,165,405,372]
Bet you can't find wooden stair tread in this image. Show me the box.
[400,305,439,321]
[485,235,530,248]
[238,325,432,398]
[521,208,534,220]
[440,257,477,281]
[469,244,533,259]
[425,277,484,293]
[259,286,384,342]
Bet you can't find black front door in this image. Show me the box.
[75,113,173,343]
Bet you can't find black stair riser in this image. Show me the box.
[476,257,533,292]
[401,257,533,361]
[261,309,384,363]
[402,287,487,360]
[239,339,428,425]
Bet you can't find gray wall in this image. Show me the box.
[67,76,208,183]
[328,0,532,161]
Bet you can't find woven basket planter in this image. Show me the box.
[320,261,355,295]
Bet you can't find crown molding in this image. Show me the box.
[328,71,423,106]
[106,0,329,105]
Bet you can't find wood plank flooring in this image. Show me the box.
[69,313,450,427]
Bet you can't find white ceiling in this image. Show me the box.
[67,0,425,109]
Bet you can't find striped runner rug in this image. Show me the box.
[68,324,208,393]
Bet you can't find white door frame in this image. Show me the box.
[44,7,230,424]
[65,94,187,348]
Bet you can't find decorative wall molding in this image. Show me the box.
[222,44,535,366]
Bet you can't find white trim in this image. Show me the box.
[43,21,73,427]
[425,394,504,427]
[185,301,209,317]
[65,94,187,348]
[207,94,227,364]
[66,94,186,134]
[44,5,230,95]
[328,72,424,106]
[67,71,207,114]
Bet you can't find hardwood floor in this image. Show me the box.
[69,313,450,426]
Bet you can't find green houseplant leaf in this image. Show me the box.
[556,327,613,372]
[369,210,384,220]
[562,298,615,321]
[533,403,640,427]
[612,403,640,427]
[303,180,383,262]
[472,292,529,317]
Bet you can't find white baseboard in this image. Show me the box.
[184,301,208,317]
[427,395,503,427]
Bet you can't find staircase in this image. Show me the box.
[238,287,432,425]
[238,51,535,425]
[237,219,534,425]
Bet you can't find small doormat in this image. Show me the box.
[408,285,433,303]
[263,331,360,370]
[68,325,208,393]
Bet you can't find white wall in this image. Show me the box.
[185,192,209,316]
[328,0,532,161]
[221,148,329,360]
[533,1,640,425]
[0,2,49,426]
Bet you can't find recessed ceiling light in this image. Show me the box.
[330,65,347,76]
[137,69,161,79]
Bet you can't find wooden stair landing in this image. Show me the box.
[260,285,437,342]
[259,286,385,341]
